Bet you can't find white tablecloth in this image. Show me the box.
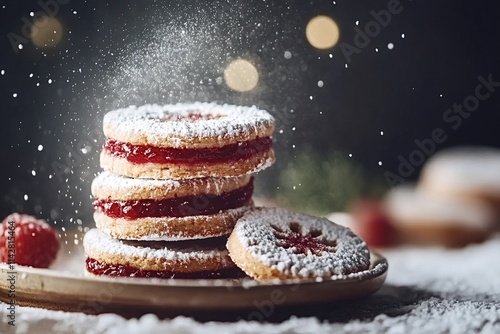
[2,237,500,334]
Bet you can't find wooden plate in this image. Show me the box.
[0,240,387,319]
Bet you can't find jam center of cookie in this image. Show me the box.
[94,178,253,219]
[104,137,272,164]
[159,113,222,122]
[272,222,337,256]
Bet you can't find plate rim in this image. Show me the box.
[0,250,388,314]
[0,250,387,289]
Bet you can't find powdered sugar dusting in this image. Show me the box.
[92,171,181,195]
[84,228,232,264]
[96,205,252,241]
[103,102,275,148]
[91,171,250,199]
[233,208,370,278]
[384,236,500,299]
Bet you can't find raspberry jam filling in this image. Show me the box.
[93,178,253,219]
[280,233,336,256]
[103,137,272,164]
[86,257,246,279]
[272,222,337,256]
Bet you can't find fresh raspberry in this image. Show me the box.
[349,199,395,248]
[0,213,60,268]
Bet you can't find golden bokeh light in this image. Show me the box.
[306,15,340,49]
[31,17,63,48]
[224,58,259,92]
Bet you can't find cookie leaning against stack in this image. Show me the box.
[83,103,275,279]
[227,207,371,281]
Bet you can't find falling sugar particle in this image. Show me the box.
[32,170,36,176]
[24,194,28,201]
[1,70,4,75]
[401,33,405,38]
[309,96,313,100]
[284,51,292,59]
[355,21,359,26]
[375,48,379,52]
[13,93,17,98]
[378,161,383,166]
[345,63,348,68]
[279,129,284,134]
[48,79,53,84]
[329,54,333,58]
[292,144,296,148]
[73,10,77,14]
[439,94,443,98]
[318,80,324,88]
[30,12,34,16]
[380,131,384,135]
[38,144,43,151]
[292,127,296,131]
[349,153,353,157]
[387,43,394,50]
[29,73,33,78]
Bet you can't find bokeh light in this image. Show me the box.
[305,15,340,49]
[223,58,259,92]
[31,17,64,48]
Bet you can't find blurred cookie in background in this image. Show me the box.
[384,185,495,248]
[418,146,500,223]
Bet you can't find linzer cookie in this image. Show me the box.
[83,228,244,279]
[419,146,500,208]
[100,102,275,179]
[227,208,371,281]
[91,171,254,241]
[385,185,494,247]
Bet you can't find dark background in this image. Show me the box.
[1,0,500,226]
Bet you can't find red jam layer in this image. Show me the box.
[273,222,337,256]
[86,257,246,279]
[93,178,253,219]
[281,233,336,256]
[103,137,272,164]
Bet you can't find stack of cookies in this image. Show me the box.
[83,102,275,278]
